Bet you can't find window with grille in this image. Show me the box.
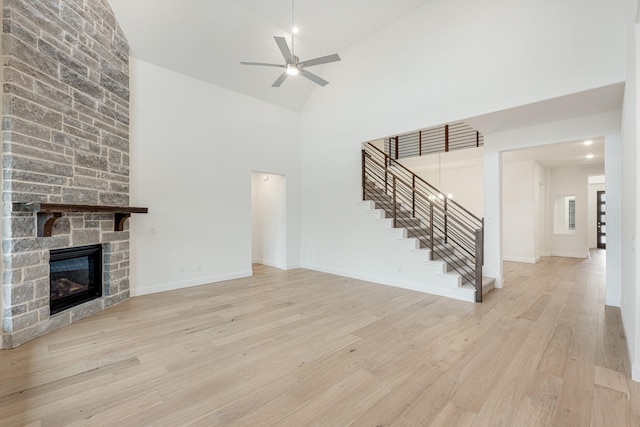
[568,199,575,231]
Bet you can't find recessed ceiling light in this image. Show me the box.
[586,154,594,159]
[583,140,593,146]
[292,26,299,34]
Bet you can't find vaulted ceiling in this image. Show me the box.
[108,0,624,154]
[108,0,435,112]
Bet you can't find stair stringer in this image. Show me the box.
[358,200,476,302]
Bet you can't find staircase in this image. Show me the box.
[362,142,494,302]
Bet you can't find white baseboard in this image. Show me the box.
[286,263,302,270]
[252,259,288,270]
[548,251,589,259]
[302,263,475,302]
[131,270,253,297]
[605,295,621,307]
[515,252,587,260]
[503,255,538,264]
[253,259,301,270]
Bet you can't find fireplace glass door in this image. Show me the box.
[49,245,102,314]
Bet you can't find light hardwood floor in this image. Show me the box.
[1,250,638,426]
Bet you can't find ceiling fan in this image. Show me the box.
[240,0,341,87]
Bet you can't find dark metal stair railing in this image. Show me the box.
[362,142,485,302]
[384,122,484,159]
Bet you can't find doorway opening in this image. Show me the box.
[251,172,287,270]
[501,139,605,263]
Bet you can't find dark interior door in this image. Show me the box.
[597,190,606,250]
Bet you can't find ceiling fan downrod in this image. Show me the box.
[291,0,295,58]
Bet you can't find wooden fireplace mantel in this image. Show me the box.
[13,203,149,237]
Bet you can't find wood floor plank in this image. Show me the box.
[470,297,564,426]
[0,251,637,426]
[594,365,630,398]
[517,294,552,321]
[555,356,594,426]
[429,401,477,427]
[348,363,445,426]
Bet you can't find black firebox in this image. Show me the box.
[49,245,102,315]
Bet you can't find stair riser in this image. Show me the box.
[406,229,429,239]
[377,207,413,219]
[395,219,422,228]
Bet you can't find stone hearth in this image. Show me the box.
[1,0,132,348]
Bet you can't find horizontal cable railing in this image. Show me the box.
[362,142,484,302]
[385,122,483,160]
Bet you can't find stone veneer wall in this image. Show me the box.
[1,0,131,348]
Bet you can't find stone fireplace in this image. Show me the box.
[1,0,137,348]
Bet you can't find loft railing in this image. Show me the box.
[385,122,483,160]
[362,142,485,302]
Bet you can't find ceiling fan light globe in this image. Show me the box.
[286,64,299,75]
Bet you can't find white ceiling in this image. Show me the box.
[403,136,605,172]
[502,138,605,169]
[107,0,435,112]
[108,0,622,168]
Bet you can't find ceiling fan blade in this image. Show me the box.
[299,68,329,87]
[272,71,289,87]
[274,36,293,62]
[240,61,285,68]
[298,53,341,68]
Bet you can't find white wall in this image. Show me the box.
[401,148,484,218]
[620,1,640,381]
[547,165,605,258]
[606,132,623,309]
[251,172,287,269]
[129,58,301,296]
[634,18,640,381]
[502,161,536,263]
[534,162,547,259]
[301,0,627,139]
[300,0,627,290]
